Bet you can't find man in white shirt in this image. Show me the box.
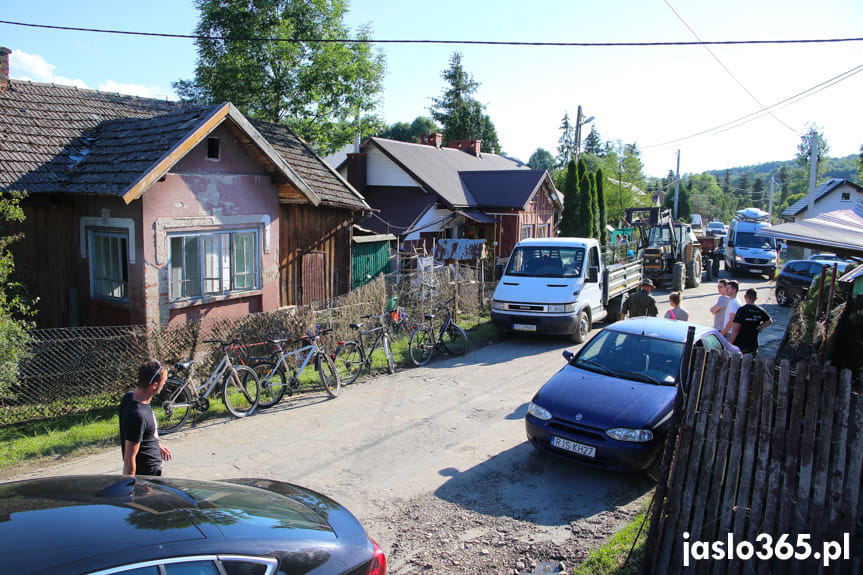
[721,281,742,338]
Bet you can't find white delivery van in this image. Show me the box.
[491,237,642,343]
[725,207,778,278]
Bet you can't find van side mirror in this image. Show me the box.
[588,266,598,283]
[727,240,734,247]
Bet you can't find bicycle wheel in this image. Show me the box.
[254,361,287,408]
[222,364,260,417]
[442,323,469,356]
[153,377,192,435]
[317,353,341,398]
[333,341,364,385]
[382,333,396,374]
[408,326,434,366]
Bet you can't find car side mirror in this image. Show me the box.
[727,240,734,247]
[588,266,598,283]
[562,350,574,363]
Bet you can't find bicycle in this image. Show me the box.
[332,314,396,385]
[152,339,261,435]
[253,327,340,408]
[408,297,470,366]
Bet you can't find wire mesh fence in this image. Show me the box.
[1,265,495,427]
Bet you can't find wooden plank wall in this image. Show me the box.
[645,349,862,574]
[279,204,352,307]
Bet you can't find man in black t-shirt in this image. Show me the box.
[730,288,772,355]
[120,360,172,476]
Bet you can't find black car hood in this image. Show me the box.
[534,365,678,430]
[0,475,359,574]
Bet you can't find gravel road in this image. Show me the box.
[7,271,786,574]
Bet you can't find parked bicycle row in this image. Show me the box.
[152,297,470,435]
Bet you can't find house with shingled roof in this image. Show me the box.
[0,47,369,328]
[336,135,561,262]
[781,178,863,223]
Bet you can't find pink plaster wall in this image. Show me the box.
[141,124,281,328]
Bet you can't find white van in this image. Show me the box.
[725,207,778,278]
[491,237,642,343]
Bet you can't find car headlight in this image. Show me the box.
[768,255,776,262]
[548,303,576,313]
[527,401,552,421]
[606,428,654,442]
[735,254,744,262]
[492,300,505,310]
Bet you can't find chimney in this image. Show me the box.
[346,153,367,193]
[420,133,443,148]
[448,139,482,157]
[0,47,10,91]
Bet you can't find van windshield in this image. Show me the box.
[735,232,775,250]
[505,246,585,278]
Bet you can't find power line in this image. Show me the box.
[643,62,863,149]
[664,0,796,133]
[1,19,862,47]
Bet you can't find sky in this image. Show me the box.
[2,0,862,178]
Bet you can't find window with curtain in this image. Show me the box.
[89,231,129,302]
[169,230,259,301]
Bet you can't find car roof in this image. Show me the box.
[605,317,715,343]
[0,475,351,574]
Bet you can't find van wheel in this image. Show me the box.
[571,310,590,344]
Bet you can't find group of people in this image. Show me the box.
[622,277,772,355]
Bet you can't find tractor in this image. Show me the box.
[625,207,703,291]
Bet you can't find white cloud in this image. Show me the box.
[98,80,175,101]
[9,49,88,89]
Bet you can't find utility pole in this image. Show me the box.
[574,105,583,163]
[807,131,818,216]
[673,150,680,219]
[768,177,775,222]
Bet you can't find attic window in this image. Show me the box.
[842,192,851,201]
[207,137,220,160]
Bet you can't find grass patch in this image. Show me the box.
[573,501,651,575]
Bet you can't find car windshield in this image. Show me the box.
[573,329,684,385]
[505,246,585,278]
[735,231,775,250]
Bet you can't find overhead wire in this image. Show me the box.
[0,19,862,47]
[663,0,797,134]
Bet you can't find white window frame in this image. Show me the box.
[88,230,129,303]
[536,224,549,238]
[168,229,260,301]
[521,224,534,240]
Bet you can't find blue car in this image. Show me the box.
[525,317,739,472]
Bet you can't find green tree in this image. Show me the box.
[576,160,594,237]
[859,144,863,181]
[583,125,604,156]
[596,169,608,244]
[0,190,34,389]
[429,52,501,154]
[379,116,439,143]
[590,171,600,239]
[556,112,575,169]
[621,143,646,193]
[752,177,765,209]
[528,148,555,172]
[559,159,580,237]
[174,0,386,154]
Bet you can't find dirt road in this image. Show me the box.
[8,271,785,574]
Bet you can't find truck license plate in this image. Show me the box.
[551,436,596,458]
[750,268,762,273]
[513,323,537,331]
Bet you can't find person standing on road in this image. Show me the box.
[709,279,730,330]
[720,281,742,338]
[120,360,172,476]
[729,288,773,355]
[664,291,690,321]
[623,279,659,318]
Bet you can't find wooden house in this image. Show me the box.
[0,47,369,328]
[337,135,561,261]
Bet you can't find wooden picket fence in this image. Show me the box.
[643,349,862,574]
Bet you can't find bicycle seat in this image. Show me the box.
[350,322,364,330]
[175,360,195,371]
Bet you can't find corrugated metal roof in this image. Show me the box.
[460,170,557,209]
